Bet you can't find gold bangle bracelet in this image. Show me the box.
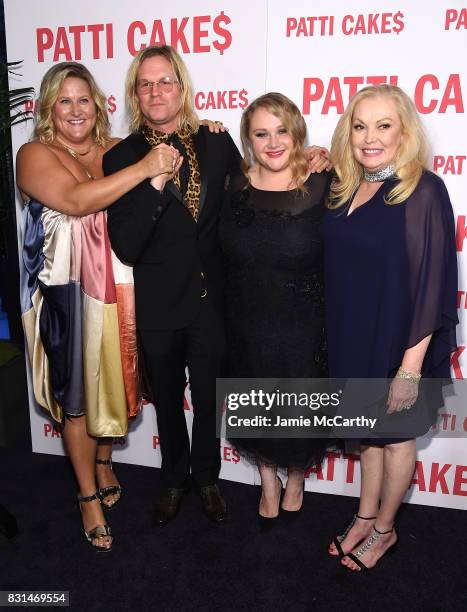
[396,367,421,383]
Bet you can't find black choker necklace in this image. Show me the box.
[363,164,396,182]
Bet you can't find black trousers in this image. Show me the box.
[140,299,225,488]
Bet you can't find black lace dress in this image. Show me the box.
[219,172,331,468]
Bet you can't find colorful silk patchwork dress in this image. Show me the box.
[20,201,142,437]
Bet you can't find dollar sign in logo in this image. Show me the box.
[213,11,232,55]
[393,11,404,35]
[107,95,116,115]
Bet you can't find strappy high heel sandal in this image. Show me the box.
[329,513,376,558]
[96,458,122,510]
[77,492,113,552]
[344,525,397,571]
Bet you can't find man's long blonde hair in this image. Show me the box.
[125,45,199,134]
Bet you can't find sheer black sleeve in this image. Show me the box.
[405,171,458,376]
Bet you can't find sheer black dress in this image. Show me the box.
[323,171,458,442]
[219,171,331,468]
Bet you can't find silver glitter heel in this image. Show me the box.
[330,513,376,558]
[345,525,397,571]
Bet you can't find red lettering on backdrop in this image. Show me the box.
[127,21,146,55]
[412,461,467,495]
[433,155,466,175]
[411,460,426,491]
[53,27,72,62]
[302,76,398,115]
[43,423,62,438]
[36,28,53,62]
[299,454,465,496]
[107,95,117,115]
[286,13,404,37]
[341,12,404,36]
[306,463,324,480]
[24,99,35,114]
[324,452,341,481]
[345,453,358,483]
[171,17,190,53]
[150,20,166,47]
[445,8,467,30]
[429,463,451,494]
[222,446,240,463]
[286,16,335,37]
[87,24,103,58]
[456,216,467,252]
[212,11,232,55]
[436,413,457,432]
[322,78,344,114]
[127,12,232,56]
[303,74,464,117]
[106,24,114,59]
[36,24,114,62]
[450,346,465,380]
[453,466,467,495]
[193,15,211,53]
[303,451,360,482]
[414,74,464,114]
[438,414,450,430]
[195,89,249,110]
[68,25,85,60]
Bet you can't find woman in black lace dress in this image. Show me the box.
[219,93,330,520]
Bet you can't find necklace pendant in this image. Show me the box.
[55,138,95,180]
[363,164,396,182]
[55,137,94,157]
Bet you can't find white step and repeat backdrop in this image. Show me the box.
[4,0,467,509]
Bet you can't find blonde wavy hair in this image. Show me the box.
[240,92,309,192]
[125,45,199,134]
[330,84,430,207]
[34,62,110,146]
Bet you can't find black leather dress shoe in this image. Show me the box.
[154,488,184,526]
[199,484,227,523]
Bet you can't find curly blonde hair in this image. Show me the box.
[34,62,110,146]
[125,45,199,134]
[240,92,309,192]
[330,84,430,207]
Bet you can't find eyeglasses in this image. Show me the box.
[136,77,179,94]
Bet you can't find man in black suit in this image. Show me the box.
[103,45,241,524]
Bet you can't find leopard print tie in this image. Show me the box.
[142,125,201,220]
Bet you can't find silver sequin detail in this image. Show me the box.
[337,514,357,543]
[354,528,381,558]
[363,164,396,182]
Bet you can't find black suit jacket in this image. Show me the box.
[103,126,241,330]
